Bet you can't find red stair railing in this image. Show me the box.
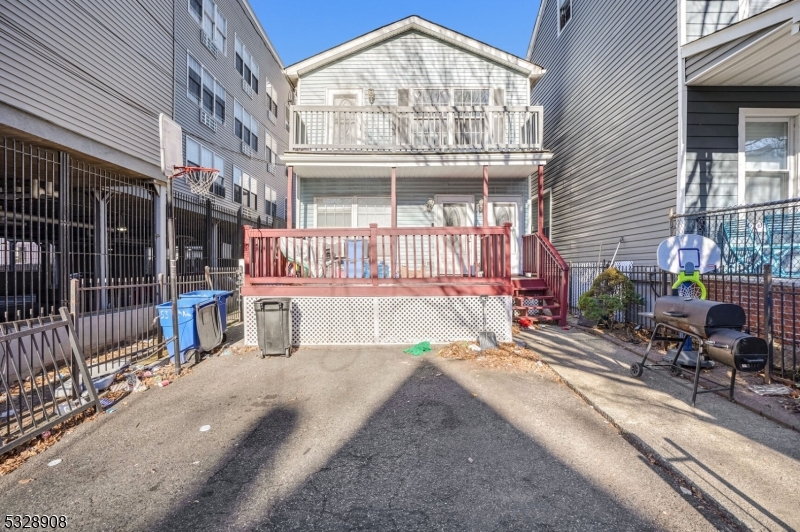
[522,233,569,326]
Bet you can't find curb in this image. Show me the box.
[572,325,800,434]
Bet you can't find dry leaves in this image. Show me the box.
[437,341,547,372]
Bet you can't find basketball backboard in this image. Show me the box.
[159,113,183,178]
[657,235,721,274]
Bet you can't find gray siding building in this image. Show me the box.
[528,0,800,272]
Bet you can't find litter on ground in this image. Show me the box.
[438,341,546,372]
[748,384,793,396]
[199,425,211,432]
[403,341,431,356]
[47,459,62,467]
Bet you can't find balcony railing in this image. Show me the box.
[243,224,513,297]
[671,198,800,278]
[289,105,542,152]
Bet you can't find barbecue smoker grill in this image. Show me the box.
[633,296,768,406]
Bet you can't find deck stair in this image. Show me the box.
[511,276,560,325]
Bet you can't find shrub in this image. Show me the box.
[578,268,644,330]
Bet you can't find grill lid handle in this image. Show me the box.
[662,311,688,318]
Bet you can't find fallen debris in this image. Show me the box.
[403,341,431,357]
[437,341,546,372]
[47,459,62,467]
[199,425,211,432]
[748,384,793,396]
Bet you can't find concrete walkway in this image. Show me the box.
[1,328,720,531]
[519,326,800,532]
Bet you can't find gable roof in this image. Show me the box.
[284,15,545,84]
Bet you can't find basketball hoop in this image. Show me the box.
[172,166,219,197]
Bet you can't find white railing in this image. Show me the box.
[290,105,543,152]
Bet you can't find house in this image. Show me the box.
[0,0,290,322]
[172,0,292,272]
[527,0,800,277]
[242,16,564,346]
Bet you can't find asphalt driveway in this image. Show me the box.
[1,332,721,531]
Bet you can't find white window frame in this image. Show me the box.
[186,52,226,123]
[235,35,259,93]
[738,108,799,204]
[233,166,258,209]
[557,0,572,36]
[190,0,226,54]
[313,196,391,228]
[265,82,278,122]
[185,136,225,196]
[234,99,259,152]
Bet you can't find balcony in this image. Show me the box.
[289,105,542,153]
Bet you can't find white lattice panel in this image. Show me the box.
[243,296,512,346]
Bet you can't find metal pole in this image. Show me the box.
[763,263,773,384]
[166,177,181,374]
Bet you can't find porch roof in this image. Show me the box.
[281,151,553,179]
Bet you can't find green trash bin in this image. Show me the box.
[254,298,292,358]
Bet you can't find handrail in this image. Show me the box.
[522,233,569,326]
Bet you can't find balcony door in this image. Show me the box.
[488,196,522,275]
[327,89,362,145]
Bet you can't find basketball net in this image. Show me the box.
[172,166,219,197]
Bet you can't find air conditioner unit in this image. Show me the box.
[201,29,218,58]
[267,163,276,174]
[199,109,217,132]
[241,142,253,157]
[242,78,253,98]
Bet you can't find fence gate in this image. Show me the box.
[1,308,99,455]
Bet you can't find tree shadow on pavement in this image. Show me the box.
[156,360,714,531]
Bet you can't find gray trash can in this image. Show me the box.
[254,298,292,358]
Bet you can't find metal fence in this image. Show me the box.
[569,263,799,384]
[670,198,800,278]
[0,308,100,455]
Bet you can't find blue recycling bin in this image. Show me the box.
[157,299,217,363]
[180,290,233,332]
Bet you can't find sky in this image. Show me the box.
[251,0,541,67]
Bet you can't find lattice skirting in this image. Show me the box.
[243,296,512,346]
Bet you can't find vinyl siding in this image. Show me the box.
[172,0,291,218]
[685,0,789,42]
[0,0,173,175]
[528,0,678,264]
[298,177,528,230]
[685,86,800,211]
[297,31,529,106]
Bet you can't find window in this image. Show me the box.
[185,137,225,197]
[265,82,278,121]
[453,89,489,106]
[314,197,391,228]
[264,185,278,219]
[190,0,226,53]
[453,89,489,145]
[412,89,450,105]
[187,54,226,122]
[285,104,291,132]
[739,109,799,204]
[233,166,257,209]
[234,100,259,152]
[558,0,572,33]
[235,36,259,94]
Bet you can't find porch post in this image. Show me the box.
[482,165,489,227]
[537,165,545,237]
[286,165,293,228]
[391,167,397,227]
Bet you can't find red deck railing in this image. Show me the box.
[522,233,569,326]
[243,224,513,297]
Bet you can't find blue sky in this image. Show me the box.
[252,0,541,66]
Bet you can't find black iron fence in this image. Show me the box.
[670,198,800,278]
[569,263,799,384]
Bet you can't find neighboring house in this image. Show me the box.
[173,0,292,272]
[528,0,800,277]
[242,16,561,347]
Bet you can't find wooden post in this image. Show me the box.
[537,165,545,237]
[369,224,379,287]
[482,165,489,227]
[286,166,293,228]
[391,167,397,278]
